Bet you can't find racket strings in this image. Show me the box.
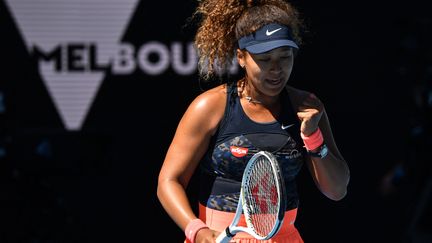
[243,156,280,236]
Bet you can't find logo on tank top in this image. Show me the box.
[230,146,248,158]
[281,123,294,130]
[285,149,301,160]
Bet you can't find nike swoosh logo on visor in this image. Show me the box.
[266,28,282,36]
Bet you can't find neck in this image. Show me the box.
[238,79,262,104]
[245,96,262,104]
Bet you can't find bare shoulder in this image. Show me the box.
[191,84,227,112]
[185,84,227,133]
[285,85,310,96]
[285,85,316,106]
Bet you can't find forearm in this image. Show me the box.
[308,151,350,200]
[157,178,198,230]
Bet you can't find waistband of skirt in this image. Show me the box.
[198,203,299,238]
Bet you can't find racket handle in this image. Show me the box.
[216,228,233,243]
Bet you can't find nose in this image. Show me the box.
[269,60,283,73]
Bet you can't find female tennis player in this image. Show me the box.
[157,0,350,242]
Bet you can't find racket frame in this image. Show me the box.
[216,151,286,242]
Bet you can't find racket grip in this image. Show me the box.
[215,228,233,243]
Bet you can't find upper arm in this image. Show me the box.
[158,86,226,188]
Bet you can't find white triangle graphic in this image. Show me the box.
[4,0,139,130]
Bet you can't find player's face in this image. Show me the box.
[238,47,294,97]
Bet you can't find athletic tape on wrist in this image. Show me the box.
[185,219,209,243]
[301,128,324,151]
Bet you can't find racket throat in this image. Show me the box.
[225,227,236,238]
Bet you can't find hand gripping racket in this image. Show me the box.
[216,151,286,243]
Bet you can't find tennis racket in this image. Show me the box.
[216,151,286,243]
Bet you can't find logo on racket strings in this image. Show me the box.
[251,172,277,213]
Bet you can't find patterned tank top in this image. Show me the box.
[198,82,306,212]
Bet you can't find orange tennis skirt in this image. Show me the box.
[185,203,304,243]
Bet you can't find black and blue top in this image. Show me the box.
[198,82,306,212]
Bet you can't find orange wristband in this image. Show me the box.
[185,219,208,243]
[301,128,324,151]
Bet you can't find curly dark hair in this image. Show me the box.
[191,0,305,81]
